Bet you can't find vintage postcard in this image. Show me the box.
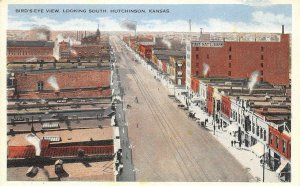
[2,0,298,185]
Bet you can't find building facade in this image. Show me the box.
[7,41,55,62]
[186,32,290,89]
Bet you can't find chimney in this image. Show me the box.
[282,25,284,34]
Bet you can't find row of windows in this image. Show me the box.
[8,50,51,56]
[195,54,264,60]
[195,54,209,60]
[228,63,263,68]
[228,46,264,52]
[231,110,266,141]
[270,133,287,153]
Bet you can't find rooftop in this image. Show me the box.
[7,161,114,181]
[7,40,55,47]
[8,127,113,146]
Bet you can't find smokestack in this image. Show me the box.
[200,28,203,40]
[189,19,191,33]
[282,25,284,34]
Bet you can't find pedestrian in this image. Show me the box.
[158,88,159,91]
[231,140,233,146]
[136,123,139,128]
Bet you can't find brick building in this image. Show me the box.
[81,26,101,45]
[71,44,110,60]
[7,41,55,62]
[186,30,290,89]
[7,68,111,99]
[138,42,154,60]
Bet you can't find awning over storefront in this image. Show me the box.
[251,142,265,157]
[276,159,289,174]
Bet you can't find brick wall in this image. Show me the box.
[14,69,111,99]
[190,34,290,85]
[7,47,54,62]
[221,95,231,118]
[207,85,214,115]
[191,77,199,93]
[269,126,291,160]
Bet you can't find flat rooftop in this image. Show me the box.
[7,160,114,181]
[7,118,112,133]
[8,127,113,146]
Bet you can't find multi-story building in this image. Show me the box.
[81,26,101,45]
[186,28,290,90]
[7,68,111,100]
[7,40,55,62]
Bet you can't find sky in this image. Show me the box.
[8,4,292,33]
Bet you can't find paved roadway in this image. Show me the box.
[110,36,252,182]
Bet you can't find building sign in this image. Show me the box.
[192,41,224,47]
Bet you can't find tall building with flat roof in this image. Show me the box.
[186,31,290,90]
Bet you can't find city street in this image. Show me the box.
[110,36,253,182]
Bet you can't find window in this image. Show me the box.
[229,63,231,68]
[229,46,232,52]
[263,130,266,141]
[228,71,231,76]
[207,54,209,59]
[196,71,199,76]
[196,54,199,60]
[276,136,279,149]
[269,132,273,144]
[196,62,199,67]
[261,63,264,68]
[261,70,263,76]
[37,81,44,91]
[261,55,264,60]
[252,123,255,134]
[260,77,264,82]
[260,128,263,139]
[229,55,232,60]
[282,140,286,153]
[261,46,264,52]
[256,126,259,136]
[196,47,199,51]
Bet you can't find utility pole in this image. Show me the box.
[263,144,265,182]
[213,98,216,135]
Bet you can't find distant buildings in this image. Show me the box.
[81,26,101,45]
